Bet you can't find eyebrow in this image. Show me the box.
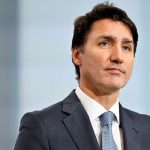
[96,35,134,44]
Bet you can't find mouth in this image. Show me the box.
[105,67,125,74]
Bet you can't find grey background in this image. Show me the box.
[0,0,150,150]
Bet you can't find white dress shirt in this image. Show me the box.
[75,86,123,150]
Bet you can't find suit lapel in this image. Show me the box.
[62,91,142,150]
[62,91,100,150]
[120,104,141,150]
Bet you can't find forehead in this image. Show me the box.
[87,19,133,41]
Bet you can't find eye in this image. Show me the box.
[122,45,132,52]
[98,41,110,48]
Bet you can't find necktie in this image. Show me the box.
[100,111,118,150]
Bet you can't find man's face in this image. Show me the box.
[72,19,134,94]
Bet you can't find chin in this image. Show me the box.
[101,82,126,93]
[110,83,127,91]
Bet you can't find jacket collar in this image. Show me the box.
[62,90,100,150]
[120,104,141,150]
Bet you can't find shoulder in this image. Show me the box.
[20,90,78,129]
[121,106,150,126]
[123,107,150,119]
[15,93,75,150]
[20,101,64,129]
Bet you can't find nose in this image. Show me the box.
[110,46,123,64]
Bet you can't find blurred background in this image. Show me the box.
[0,0,150,149]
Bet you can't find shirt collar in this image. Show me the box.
[75,86,120,124]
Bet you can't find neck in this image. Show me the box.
[79,85,120,110]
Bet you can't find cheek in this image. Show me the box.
[87,52,106,64]
[81,50,108,73]
[87,56,105,71]
[126,60,134,76]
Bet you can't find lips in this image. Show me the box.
[105,67,125,74]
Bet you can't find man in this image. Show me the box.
[14,2,150,150]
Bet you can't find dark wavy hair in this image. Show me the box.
[71,2,138,81]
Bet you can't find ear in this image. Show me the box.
[72,48,82,66]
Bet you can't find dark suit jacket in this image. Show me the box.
[14,90,150,150]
